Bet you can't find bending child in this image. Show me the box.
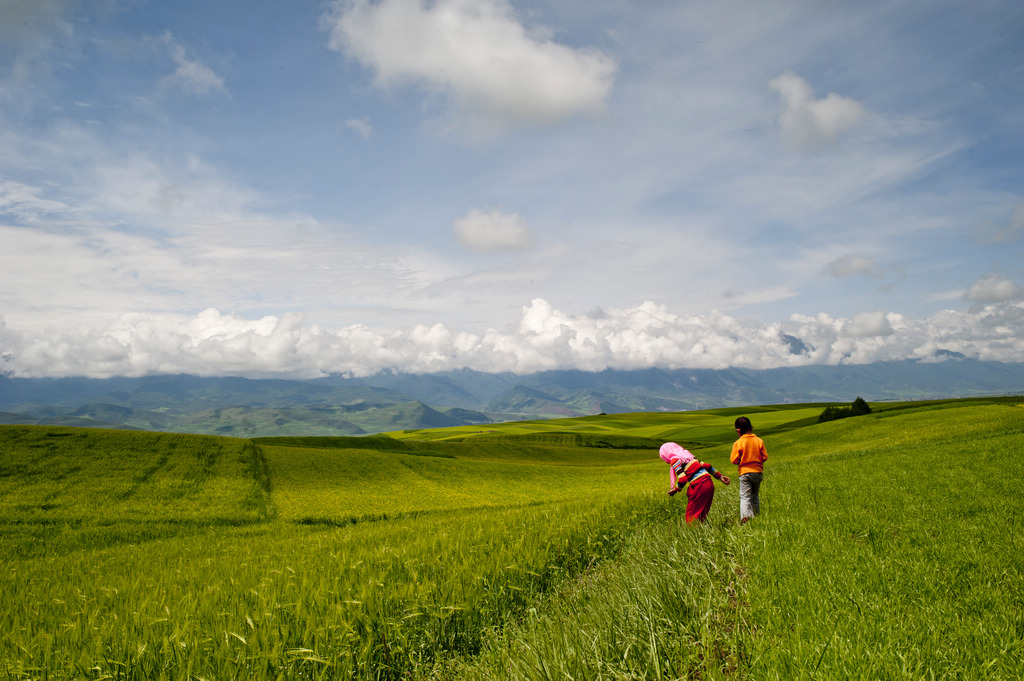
[660,442,730,523]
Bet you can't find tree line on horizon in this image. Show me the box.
[818,396,872,423]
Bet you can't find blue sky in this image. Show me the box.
[1,0,1023,378]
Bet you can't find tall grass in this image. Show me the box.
[456,402,1024,680]
[458,500,748,680]
[2,401,1022,679]
[0,426,675,678]
[0,495,667,679]
[738,403,1024,680]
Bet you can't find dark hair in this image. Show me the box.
[734,416,753,434]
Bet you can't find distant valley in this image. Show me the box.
[1,356,1022,436]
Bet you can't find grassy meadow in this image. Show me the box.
[0,397,1022,679]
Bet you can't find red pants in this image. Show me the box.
[685,476,715,523]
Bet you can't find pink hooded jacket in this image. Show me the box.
[659,441,694,466]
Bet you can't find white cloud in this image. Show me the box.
[965,273,1023,304]
[159,34,227,97]
[0,180,72,222]
[929,289,965,303]
[3,299,1024,379]
[841,311,894,338]
[2,1,1021,383]
[0,139,442,333]
[323,0,616,131]
[769,71,867,152]
[345,117,373,138]
[453,207,534,252]
[823,254,883,278]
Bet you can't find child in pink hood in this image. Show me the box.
[660,442,730,523]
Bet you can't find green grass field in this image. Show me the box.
[1,397,1021,679]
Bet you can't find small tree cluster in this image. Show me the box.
[818,396,872,423]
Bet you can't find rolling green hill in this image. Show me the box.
[1,396,1021,679]
[386,402,830,449]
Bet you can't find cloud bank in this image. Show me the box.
[1,0,1022,387]
[3,296,1023,379]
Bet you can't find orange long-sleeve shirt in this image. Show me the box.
[730,433,767,475]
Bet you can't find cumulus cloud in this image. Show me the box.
[323,0,616,131]
[3,299,1024,379]
[822,254,883,278]
[841,311,894,338]
[769,71,867,152]
[159,34,227,97]
[965,273,1023,304]
[453,208,534,252]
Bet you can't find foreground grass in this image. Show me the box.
[456,498,749,680]
[1,496,668,679]
[456,401,1024,680]
[1,399,1022,679]
[0,425,671,678]
[740,403,1024,680]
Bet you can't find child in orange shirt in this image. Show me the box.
[729,416,767,523]
[660,442,730,523]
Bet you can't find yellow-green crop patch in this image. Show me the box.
[263,442,659,522]
[0,426,266,526]
[389,405,826,451]
[0,491,667,679]
[2,397,1021,679]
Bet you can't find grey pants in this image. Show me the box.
[739,472,763,520]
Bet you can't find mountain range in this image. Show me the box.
[1,354,1022,436]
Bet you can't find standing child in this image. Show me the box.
[660,442,730,523]
[729,416,768,523]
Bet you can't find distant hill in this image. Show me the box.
[1,357,1021,435]
[0,374,494,436]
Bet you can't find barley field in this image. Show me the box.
[1,398,1021,679]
